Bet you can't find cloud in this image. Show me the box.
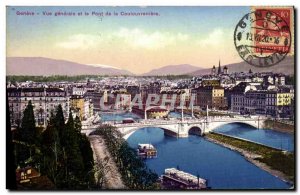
[114,28,189,49]
[56,34,100,50]
[56,29,189,50]
[198,28,225,47]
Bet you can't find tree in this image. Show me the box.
[20,101,36,145]
[54,105,65,146]
[64,112,84,186]
[74,116,82,133]
[18,101,37,164]
[92,125,159,189]
[6,94,17,189]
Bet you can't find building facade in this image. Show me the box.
[7,87,69,127]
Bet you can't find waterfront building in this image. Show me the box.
[266,88,292,117]
[132,105,169,119]
[230,82,257,113]
[147,106,169,119]
[193,86,227,110]
[244,90,266,115]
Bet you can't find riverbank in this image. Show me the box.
[263,119,294,134]
[89,135,126,189]
[205,133,294,186]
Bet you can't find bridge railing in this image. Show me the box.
[83,115,264,130]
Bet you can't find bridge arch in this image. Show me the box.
[122,125,178,140]
[188,126,203,136]
[210,121,259,132]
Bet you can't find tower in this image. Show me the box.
[223,66,228,74]
[217,59,222,75]
[212,65,216,75]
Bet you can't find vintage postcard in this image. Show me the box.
[6,6,295,190]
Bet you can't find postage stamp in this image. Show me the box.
[234,7,294,67]
[6,6,296,191]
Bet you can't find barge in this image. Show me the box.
[161,168,208,189]
[137,144,157,159]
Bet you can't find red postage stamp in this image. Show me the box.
[251,7,294,55]
[234,6,294,67]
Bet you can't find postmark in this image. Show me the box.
[234,7,293,67]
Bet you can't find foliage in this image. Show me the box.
[17,101,39,164]
[14,103,95,189]
[259,152,294,179]
[91,125,159,189]
[207,133,278,155]
[7,75,104,83]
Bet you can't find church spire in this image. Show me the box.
[218,59,222,75]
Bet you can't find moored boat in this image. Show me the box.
[160,168,208,189]
[137,144,157,159]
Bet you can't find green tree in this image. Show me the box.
[64,112,84,187]
[92,125,159,189]
[40,116,62,186]
[18,101,37,164]
[20,101,36,144]
[74,116,82,133]
[54,105,65,146]
[7,95,17,189]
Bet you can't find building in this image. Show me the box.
[231,84,293,117]
[84,99,94,119]
[223,66,228,74]
[230,82,260,113]
[217,60,222,75]
[132,105,169,119]
[84,90,108,112]
[266,88,292,117]
[127,85,141,101]
[244,90,266,115]
[201,79,221,87]
[193,86,227,110]
[7,87,69,127]
[70,95,85,120]
[109,92,131,110]
[210,60,227,75]
[211,65,216,75]
[72,86,86,96]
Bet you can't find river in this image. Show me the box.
[100,112,292,189]
[213,123,294,151]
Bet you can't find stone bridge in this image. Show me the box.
[82,116,265,139]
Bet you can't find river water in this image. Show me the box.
[213,123,294,151]
[100,112,293,189]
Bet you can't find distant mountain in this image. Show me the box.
[6,57,134,76]
[143,64,202,76]
[190,56,294,76]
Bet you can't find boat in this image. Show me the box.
[137,144,157,159]
[160,168,208,189]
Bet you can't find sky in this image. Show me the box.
[7,6,251,74]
